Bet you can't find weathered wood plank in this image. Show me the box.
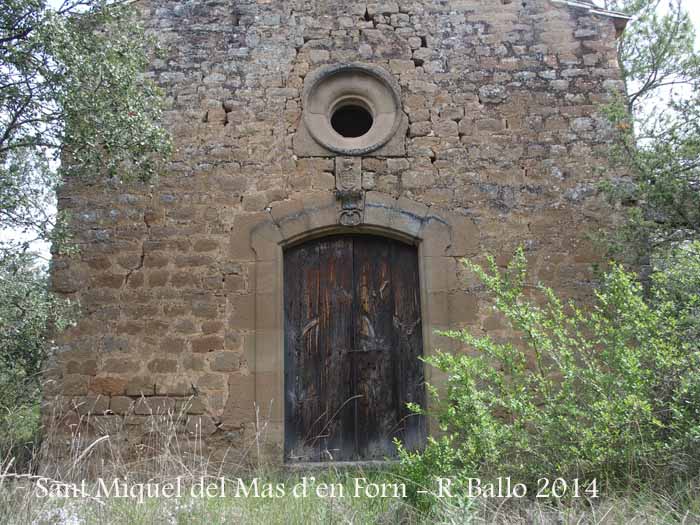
[391,241,426,452]
[284,241,321,461]
[316,237,354,461]
[353,236,399,459]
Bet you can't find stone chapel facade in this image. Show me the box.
[47,0,629,465]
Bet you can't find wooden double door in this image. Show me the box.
[283,234,426,462]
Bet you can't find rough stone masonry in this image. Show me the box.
[46,0,630,465]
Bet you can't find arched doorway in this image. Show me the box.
[283,234,426,462]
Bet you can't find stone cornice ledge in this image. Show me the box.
[551,0,632,35]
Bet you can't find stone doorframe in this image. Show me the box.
[231,190,478,455]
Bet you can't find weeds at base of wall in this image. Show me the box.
[0,398,699,524]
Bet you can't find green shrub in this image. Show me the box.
[0,255,74,464]
[397,245,700,505]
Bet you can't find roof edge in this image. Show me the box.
[550,0,632,36]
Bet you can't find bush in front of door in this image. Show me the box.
[396,245,700,509]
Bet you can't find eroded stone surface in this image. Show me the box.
[46,0,627,467]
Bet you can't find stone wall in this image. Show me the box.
[46,0,628,465]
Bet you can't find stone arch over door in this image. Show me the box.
[228,191,479,459]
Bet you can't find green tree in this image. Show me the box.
[0,0,171,456]
[600,0,700,387]
[601,0,700,256]
[2,0,171,256]
[0,254,74,458]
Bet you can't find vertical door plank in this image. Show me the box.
[353,236,399,459]
[316,236,355,461]
[284,242,321,461]
[391,241,427,451]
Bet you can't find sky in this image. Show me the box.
[688,3,700,43]
[595,0,700,47]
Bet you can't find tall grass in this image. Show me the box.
[0,397,699,524]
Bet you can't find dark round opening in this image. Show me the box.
[330,105,373,138]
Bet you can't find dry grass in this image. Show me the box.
[0,398,698,524]
[1,476,699,525]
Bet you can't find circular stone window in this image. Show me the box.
[302,63,402,156]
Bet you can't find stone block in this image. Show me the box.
[426,292,449,326]
[52,263,88,294]
[224,274,246,293]
[364,191,397,229]
[254,260,278,295]
[147,270,169,287]
[224,371,256,423]
[447,213,480,256]
[185,415,218,436]
[191,335,224,353]
[155,380,193,396]
[228,293,255,331]
[196,373,227,391]
[88,377,127,396]
[92,416,124,437]
[148,359,178,373]
[402,170,435,189]
[421,214,451,256]
[250,215,282,261]
[255,293,279,331]
[160,337,186,354]
[302,192,338,230]
[176,397,206,415]
[448,291,479,324]
[74,396,110,416]
[270,199,309,241]
[387,158,409,173]
[229,213,262,262]
[134,397,176,415]
[65,359,98,376]
[103,358,140,375]
[125,376,155,397]
[110,396,135,414]
[394,197,428,238]
[192,299,220,319]
[253,330,283,374]
[183,354,205,372]
[210,352,241,372]
[423,257,456,293]
[256,371,283,422]
[193,238,220,252]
